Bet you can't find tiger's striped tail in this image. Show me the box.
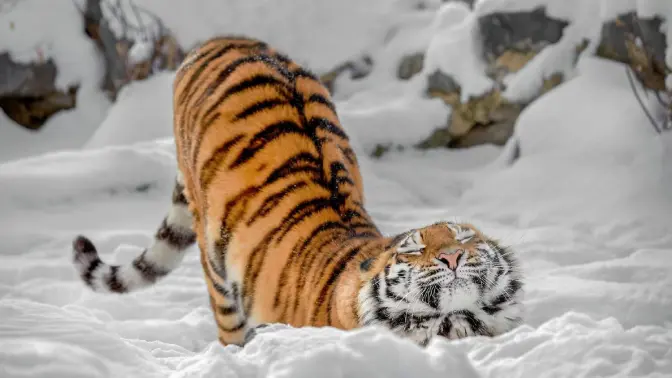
[72,173,196,293]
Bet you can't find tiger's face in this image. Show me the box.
[357,222,524,346]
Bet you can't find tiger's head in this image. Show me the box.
[357,221,524,346]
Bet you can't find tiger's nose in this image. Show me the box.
[438,250,463,271]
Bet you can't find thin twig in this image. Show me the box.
[626,65,662,134]
[133,3,166,38]
[129,0,149,41]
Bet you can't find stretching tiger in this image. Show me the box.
[72,36,524,347]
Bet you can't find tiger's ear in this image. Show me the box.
[395,230,425,255]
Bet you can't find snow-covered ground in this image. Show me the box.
[1,54,671,378]
[2,0,672,377]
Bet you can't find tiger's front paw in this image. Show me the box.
[445,314,476,340]
[438,312,479,340]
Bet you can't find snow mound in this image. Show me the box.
[85,72,176,149]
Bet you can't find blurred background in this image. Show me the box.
[2,0,671,162]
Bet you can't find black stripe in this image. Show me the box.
[337,145,357,166]
[233,98,288,121]
[292,67,319,81]
[177,44,229,103]
[155,218,196,249]
[242,230,278,314]
[271,52,292,65]
[180,45,253,125]
[217,319,246,332]
[106,266,127,293]
[288,222,350,314]
[308,117,349,140]
[419,283,440,309]
[229,121,309,169]
[384,282,406,302]
[311,246,363,322]
[186,54,282,149]
[342,209,365,222]
[132,250,170,283]
[200,134,246,189]
[208,243,229,281]
[171,180,188,205]
[178,42,267,105]
[222,187,259,231]
[218,305,238,315]
[190,111,222,165]
[82,258,102,287]
[203,74,292,122]
[275,198,333,244]
[489,278,522,307]
[306,93,336,112]
[264,152,326,188]
[460,310,488,335]
[272,219,344,312]
[204,262,232,297]
[349,222,377,230]
[247,181,309,226]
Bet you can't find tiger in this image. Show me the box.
[72,35,524,347]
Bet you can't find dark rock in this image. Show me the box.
[320,55,374,94]
[424,68,523,149]
[478,6,569,64]
[597,12,668,90]
[397,52,424,80]
[0,53,59,97]
[426,70,503,137]
[426,70,460,94]
[0,53,78,130]
[0,87,78,131]
[478,6,569,84]
[448,102,520,148]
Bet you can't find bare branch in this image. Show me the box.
[626,65,662,134]
[129,0,149,41]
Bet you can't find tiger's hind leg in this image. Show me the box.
[72,171,196,293]
[200,222,249,346]
[203,255,250,346]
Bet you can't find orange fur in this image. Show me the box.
[172,36,386,344]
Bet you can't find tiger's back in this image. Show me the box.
[173,36,380,343]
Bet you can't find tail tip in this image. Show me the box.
[73,235,97,256]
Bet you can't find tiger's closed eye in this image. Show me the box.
[396,230,425,255]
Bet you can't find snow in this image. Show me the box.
[2,0,672,376]
[423,3,495,101]
[85,72,175,150]
[338,88,449,154]
[127,39,155,65]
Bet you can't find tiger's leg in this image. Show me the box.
[72,171,196,293]
[200,223,249,346]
